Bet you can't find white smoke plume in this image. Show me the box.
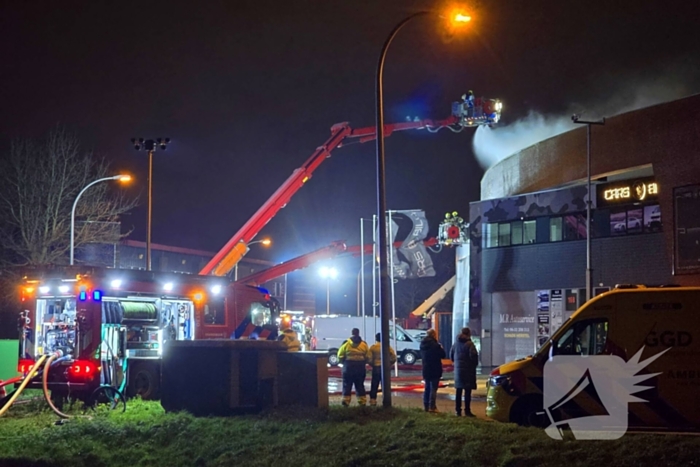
[472,79,696,170]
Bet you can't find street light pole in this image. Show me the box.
[572,115,605,302]
[376,9,471,408]
[376,11,430,409]
[71,175,131,265]
[319,266,338,314]
[131,137,170,271]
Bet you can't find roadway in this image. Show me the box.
[328,366,490,419]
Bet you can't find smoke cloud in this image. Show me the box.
[472,79,696,170]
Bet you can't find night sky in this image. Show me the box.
[2,0,700,311]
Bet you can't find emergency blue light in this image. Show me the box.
[93,290,103,301]
[79,291,87,301]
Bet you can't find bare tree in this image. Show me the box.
[0,127,137,266]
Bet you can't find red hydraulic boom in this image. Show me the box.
[199,94,501,276]
[239,238,438,287]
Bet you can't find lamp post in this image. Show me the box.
[375,9,471,408]
[357,258,377,316]
[70,175,131,265]
[234,238,271,281]
[319,266,338,314]
[571,115,605,302]
[131,137,170,271]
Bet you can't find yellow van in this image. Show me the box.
[486,286,700,430]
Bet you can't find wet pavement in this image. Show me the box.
[327,366,490,420]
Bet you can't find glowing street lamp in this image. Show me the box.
[374,7,472,408]
[319,266,338,314]
[234,238,272,281]
[70,174,131,265]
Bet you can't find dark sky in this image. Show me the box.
[2,0,700,311]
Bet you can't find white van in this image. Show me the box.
[311,315,422,366]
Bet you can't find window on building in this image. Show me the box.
[644,204,662,233]
[627,207,643,234]
[563,215,579,241]
[524,220,536,244]
[610,209,627,236]
[511,221,523,245]
[550,217,563,242]
[484,223,498,248]
[498,223,511,246]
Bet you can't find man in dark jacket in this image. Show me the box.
[450,327,479,417]
[420,329,446,412]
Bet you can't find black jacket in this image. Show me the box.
[420,336,446,380]
[450,334,478,390]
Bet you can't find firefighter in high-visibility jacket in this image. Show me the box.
[368,332,397,406]
[337,328,372,406]
[278,325,301,352]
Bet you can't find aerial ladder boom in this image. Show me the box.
[410,275,456,318]
[199,94,501,276]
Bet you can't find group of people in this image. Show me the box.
[336,326,479,416]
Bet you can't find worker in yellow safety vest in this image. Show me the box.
[368,332,396,406]
[278,324,301,352]
[337,328,371,406]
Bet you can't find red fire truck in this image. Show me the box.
[16,267,278,403]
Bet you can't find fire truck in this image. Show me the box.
[9,93,499,408]
[15,267,278,403]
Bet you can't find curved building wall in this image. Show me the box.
[481,93,700,287]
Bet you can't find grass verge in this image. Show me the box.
[0,400,698,467]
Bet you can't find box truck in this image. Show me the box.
[310,316,422,366]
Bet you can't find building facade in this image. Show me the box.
[454,95,700,367]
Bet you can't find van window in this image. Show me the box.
[389,327,410,342]
[553,320,608,356]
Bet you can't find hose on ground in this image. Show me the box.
[0,354,49,417]
[42,354,72,419]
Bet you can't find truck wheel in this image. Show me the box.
[328,350,339,366]
[511,395,547,428]
[401,351,418,366]
[128,363,160,400]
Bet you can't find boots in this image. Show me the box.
[455,410,462,417]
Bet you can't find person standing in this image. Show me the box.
[337,328,371,406]
[278,323,301,352]
[450,327,479,417]
[420,329,446,413]
[368,333,397,407]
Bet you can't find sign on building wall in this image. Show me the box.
[596,177,658,208]
[492,291,536,364]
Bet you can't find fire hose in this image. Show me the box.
[0,354,49,417]
[42,354,72,419]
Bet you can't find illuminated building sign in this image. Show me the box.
[596,177,658,207]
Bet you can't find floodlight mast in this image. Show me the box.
[199,96,501,277]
